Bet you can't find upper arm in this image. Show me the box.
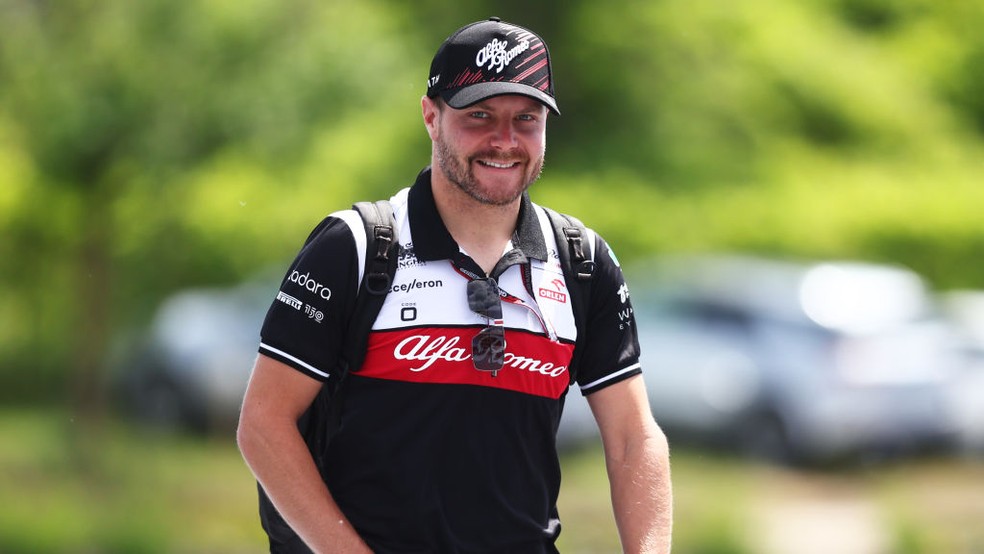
[258,213,362,382]
[586,374,661,452]
[240,353,324,429]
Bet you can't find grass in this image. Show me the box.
[0,410,264,553]
[3,409,984,553]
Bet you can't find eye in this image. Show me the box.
[469,110,490,119]
[517,113,537,122]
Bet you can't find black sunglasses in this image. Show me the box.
[467,279,506,375]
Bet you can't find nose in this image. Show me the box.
[489,119,518,150]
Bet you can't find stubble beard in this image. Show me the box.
[435,134,544,207]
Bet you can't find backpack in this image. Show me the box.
[257,199,596,553]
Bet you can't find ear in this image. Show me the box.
[421,96,441,142]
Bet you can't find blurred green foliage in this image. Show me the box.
[4,409,983,553]
[2,0,984,403]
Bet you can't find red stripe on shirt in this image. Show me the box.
[360,327,574,399]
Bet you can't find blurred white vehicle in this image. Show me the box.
[115,277,276,433]
[936,290,984,455]
[628,254,960,465]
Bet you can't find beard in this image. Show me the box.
[434,133,544,207]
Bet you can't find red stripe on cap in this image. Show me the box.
[360,328,574,399]
[451,68,483,88]
[512,59,548,84]
[515,42,545,69]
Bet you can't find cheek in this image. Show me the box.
[523,123,546,145]
[527,133,546,157]
[429,116,446,142]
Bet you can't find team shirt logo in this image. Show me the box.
[362,329,574,399]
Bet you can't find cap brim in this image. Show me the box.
[441,82,560,116]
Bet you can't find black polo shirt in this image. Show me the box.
[259,168,641,553]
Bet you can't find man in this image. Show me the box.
[238,17,672,553]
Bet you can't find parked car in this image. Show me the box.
[114,277,276,433]
[936,290,984,455]
[627,254,960,465]
[113,274,601,448]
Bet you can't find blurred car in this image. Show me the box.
[628,254,960,465]
[113,274,601,448]
[936,290,984,455]
[114,277,276,433]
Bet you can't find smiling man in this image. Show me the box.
[238,17,673,554]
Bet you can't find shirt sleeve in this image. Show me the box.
[258,214,361,382]
[574,234,643,395]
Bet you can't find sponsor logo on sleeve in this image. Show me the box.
[618,307,634,331]
[617,283,630,303]
[288,270,332,301]
[276,291,303,310]
[304,304,324,323]
[616,284,633,330]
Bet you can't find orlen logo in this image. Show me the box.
[538,278,568,304]
[288,270,332,300]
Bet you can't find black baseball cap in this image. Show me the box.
[426,17,560,115]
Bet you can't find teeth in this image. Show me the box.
[482,160,515,169]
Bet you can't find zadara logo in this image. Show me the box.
[288,270,332,300]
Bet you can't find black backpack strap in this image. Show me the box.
[541,207,595,385]
[258,200,399,552]
[356,200,399,296]
[343,199,399,374]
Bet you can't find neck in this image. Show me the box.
[431,170,520,275]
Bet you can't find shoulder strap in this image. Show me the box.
[342,199,399,374]
[541,206,595,385]
[258,200,399,550]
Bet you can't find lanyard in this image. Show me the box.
[450,254,559,343]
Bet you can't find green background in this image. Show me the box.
[2,1,984,551]
[3,0,984,407]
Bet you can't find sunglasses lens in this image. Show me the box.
[467,279,503,319]
[472,327,506,371]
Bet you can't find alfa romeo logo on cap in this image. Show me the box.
[475,38,531,74]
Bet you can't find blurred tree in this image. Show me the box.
[3,0,984,411]
[0,0,419,416]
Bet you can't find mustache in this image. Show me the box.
[469,150,527,163]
